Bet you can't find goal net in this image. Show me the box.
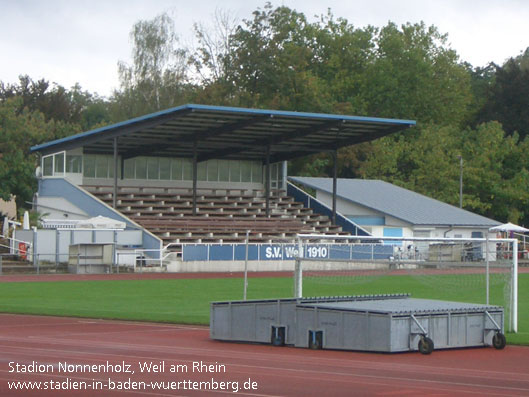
[294,234,519,333]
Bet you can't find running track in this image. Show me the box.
[1,314,528,396]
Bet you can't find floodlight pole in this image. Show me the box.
[192,141,198,216]
[265,145,271,217]
[332,149,337,225]
[113,137,118,209]
[458,155,463,208]
[243,230,249,300]
[486,234,489,305]
[513,239,518,333]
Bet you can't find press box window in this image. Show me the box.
[66,155,82,173]
[42,152,66,177]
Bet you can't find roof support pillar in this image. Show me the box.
[332,149,337,225]
[265,145,271,218]
[192,141,198,216]
[113,137,118,209]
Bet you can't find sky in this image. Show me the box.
[1,0,528,98]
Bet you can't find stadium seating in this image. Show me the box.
[82,185,347,249]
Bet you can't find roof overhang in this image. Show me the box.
[30,104,416,162]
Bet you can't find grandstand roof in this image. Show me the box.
[30,104,415,162]
[289,177,499,227]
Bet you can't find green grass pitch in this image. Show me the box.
[0,273,527,345]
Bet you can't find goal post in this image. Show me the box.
[294,234,518,333]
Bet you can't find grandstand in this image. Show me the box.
[82,184,345,247]
[27,104,415,270]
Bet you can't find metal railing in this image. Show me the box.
[0,233,32,257]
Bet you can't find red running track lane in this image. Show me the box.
[0,314,528,396]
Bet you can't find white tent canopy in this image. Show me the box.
[489,222,529,233]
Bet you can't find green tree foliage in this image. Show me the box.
[476,48,529,139]
[0,98,74,207]
[364,22,472,125]
[0,76,110,131]
[359,122,529,224]
[113,12,194,119]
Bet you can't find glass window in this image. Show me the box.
[171,159,182,180]
[159,158,171,180]
[135,157,147,179]
[66,155,82,173]
[43,156,53,176]
[252,162,262,183]
[96,156,108,178]
[83,155,96,178]
[197,161,207,181]
[124,159,135,179]
[207,159,218,181]
[54,152,65,173]
[108,157,115,178]
[147,158,159,179]
[218,160,229,182]
[241,160,252,182]
[182,159,192,180]
[229,160,240,182]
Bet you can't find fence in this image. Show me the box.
[181,242,392,262]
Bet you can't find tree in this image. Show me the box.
[0,98,73,208]
[0,76,109,131]
[191,8,238,86]
[358,122,529,224]
[113,12,193,119]
[363,22,472,125]
[476,48,529,139]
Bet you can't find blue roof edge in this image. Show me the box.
[30,104,416,153]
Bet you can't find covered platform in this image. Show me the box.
[210,294,506,354]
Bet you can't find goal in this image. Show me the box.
[294,234,519,333]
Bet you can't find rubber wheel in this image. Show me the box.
[418,336,434,355]
[492,332,506,350]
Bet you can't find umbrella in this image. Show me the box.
[489,222,529,233]
[23,211,30,230]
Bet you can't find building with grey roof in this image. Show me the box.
[289,176,500,242]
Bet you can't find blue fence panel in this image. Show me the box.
[209,245,234,261]
[329,245,350,260]
[182,243,393,262]
[282,245,300,260]
[373,244,394,259]
[182,245,208,261]
[304,245,330,260]
[260,245,283,260]
[234,244,259,260]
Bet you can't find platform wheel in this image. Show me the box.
[492,332,506,350]
[418,336,434,355]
